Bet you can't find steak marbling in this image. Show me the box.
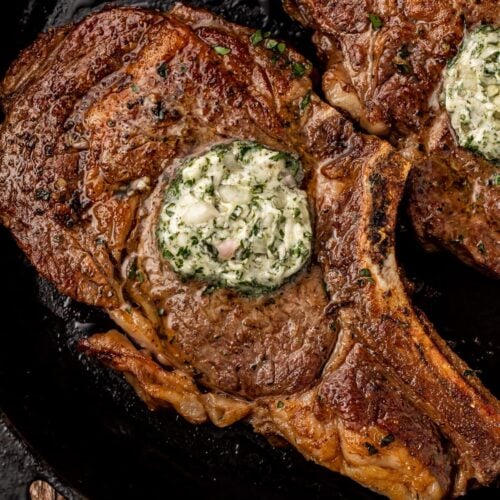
[0,4,499,498]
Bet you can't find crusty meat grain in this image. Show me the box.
[1,5,499,498]
[284,0,500,277]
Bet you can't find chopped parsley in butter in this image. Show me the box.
[157,141,312,295]
[443,25,499,162]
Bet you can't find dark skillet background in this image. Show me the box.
[0,1,498,499]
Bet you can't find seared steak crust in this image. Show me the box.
[1,5,499,498]
[284,0,500,277]
[407,112,500,276]
[284,0,497,135]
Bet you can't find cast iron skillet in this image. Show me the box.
[0,1,499,498]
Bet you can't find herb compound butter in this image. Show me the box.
[443,25,499,162]
[157,141,312,295]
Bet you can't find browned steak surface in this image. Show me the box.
[284,0,500,277]
[1,5,499,499]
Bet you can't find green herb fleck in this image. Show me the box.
[291,62,306,77]
[394,60,412,74]
[276,400,285,409]
[359,268,374,282]
[202,284,217,296]
[277,42,286,54]
[230,205,243,220]
[265,39,278,50]
[131,83,139,93]
[300,90,312,111]
[250,29,264,45]
[380,434,395,447]
[127,259,138,280]
[364,442,379,455]
[157,62,168,78]
[214,46,231,55]
[477,241,486,254]
[35,188,51,201]
[270,152,287,162]
[177,246,191,259]
[368,13,383,30]
[163,249,174,259]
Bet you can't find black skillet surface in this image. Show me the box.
[0,1,499,499]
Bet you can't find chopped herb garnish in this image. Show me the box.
[156,62,168,78]
[359,268,374,281]
[270,152,287,162]
[368,13,383,30]
[230,205,243,220]
[202,284,217,296]
[250,29,264,45]
[163,249,174,259]
[291,62,306,77]
[177,246,191,259]
[265,39,278,50]
[394,60,412,74]
[214,46,231,55]
[252,184,264,194]
[127,259,138,280]
[35,188,51,201]
[152,101,166,121]
[477,241,486,254]
[131,83,139,93]
[300,90,312,111]
[380,434,395,447]
[276,400,285,409]
[364,442,379,455]
[277,42,286,54]
[358,268,375,285]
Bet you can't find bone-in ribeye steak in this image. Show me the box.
[284,0,500,278]
[0,5,498,499]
